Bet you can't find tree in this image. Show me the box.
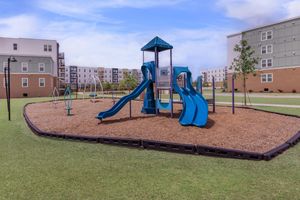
[118,74,138,91]
[102,81,112,91]
[230,39,258,106]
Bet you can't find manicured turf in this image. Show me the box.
[204,95,300,105]
[254,106,300,116]
[1,97,300,199]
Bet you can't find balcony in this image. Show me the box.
[59,52,65,59]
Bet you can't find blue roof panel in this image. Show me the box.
[141,36,173,52]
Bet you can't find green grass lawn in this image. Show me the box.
[253,106,300,116]
[208,95,300,105]
[1,97,300,199]
[159,93,300,106]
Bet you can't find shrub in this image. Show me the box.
[292,89,297,93]
[278,89,283,93]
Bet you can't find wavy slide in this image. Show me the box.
[173,67,208,127]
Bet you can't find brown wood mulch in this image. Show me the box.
[25,99,300,153]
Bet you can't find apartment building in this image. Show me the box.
[0,37,60,98]
[227,16,300,92]
[200,67,227,87]
[65,66,98,85]
[65,66,143,85]
[58,52,66,92]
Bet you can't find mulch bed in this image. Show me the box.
[24,99,300,158]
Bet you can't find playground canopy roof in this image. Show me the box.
[141,36,173,52]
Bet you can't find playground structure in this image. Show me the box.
[83,75,104,103]
[64,86,73,116]
[97,37,208,127]
[51,87,60,108]
[23,36,300,160]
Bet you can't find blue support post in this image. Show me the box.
[155,47,159,115]
[232,74,235,114]
[200,76,203,94]
[170,49,173,118]
[212,76,216,113]
[196,76,203,94]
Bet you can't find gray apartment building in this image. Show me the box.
[200,67,227,87]
[65,66,143,86]
[227,16,300,92]
[0,37,61,98]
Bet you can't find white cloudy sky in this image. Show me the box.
[0,0,299,75]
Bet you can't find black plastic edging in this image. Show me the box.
[285,131,300,146]
[196,145,263,160]
[263,143,290,161]
[23,103,300,161]
[142,140,197,155]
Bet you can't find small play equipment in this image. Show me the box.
[64,86,73,116]
[51,87,59,108]
[97,37,208,127]
[196,76,203,94]
[83,75,104,103]
[197,75,216,113]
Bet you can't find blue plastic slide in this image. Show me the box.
[173,67,208,127]
[96,79,152,120]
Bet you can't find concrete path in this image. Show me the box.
[216,102,300,108]
[204,93,300,98]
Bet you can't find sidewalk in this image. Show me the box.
[204,93,300,98]
[216,102,300,108]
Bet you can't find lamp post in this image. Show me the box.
[6,56,17,121]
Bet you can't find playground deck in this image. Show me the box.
[25,99,300,154]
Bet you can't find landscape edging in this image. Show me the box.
[23,102,300,161]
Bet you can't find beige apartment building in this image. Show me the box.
[0,37,61,98]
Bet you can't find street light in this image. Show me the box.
[5,56,17,121]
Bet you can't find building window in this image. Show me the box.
[48,45,52,52]
[261,32,267,41]
[39,63,45,72]
[267,59,272,67]
[261,59,272,68]
[261,46,266,54]
[267,31,273,40]
[39,78,45,87]
[267,45,273,53]
[21,62,28,72]
[13,43,18,50]
[261,45,273,54]
[44,45,47,51]
[22,78,28,87]
[261,74,273,83]
[261,30,273,41]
